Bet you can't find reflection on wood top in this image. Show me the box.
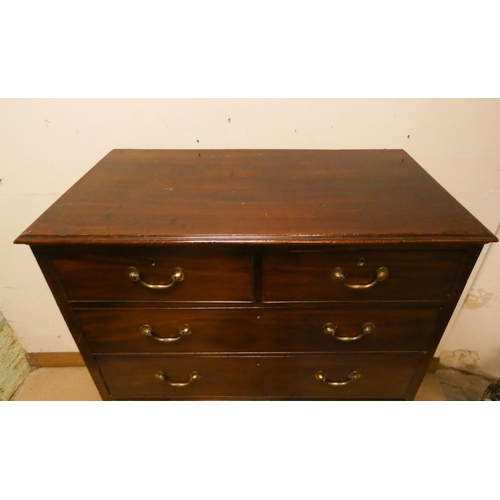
[15,149,498,245]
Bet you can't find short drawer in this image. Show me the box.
[96,354,425,400]
[49,247,253,302]
[262,249,465,302]
[75,304,440,354]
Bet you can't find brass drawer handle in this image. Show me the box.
[155,370,200,387]
[323,322,375,341]
[315,370,361,386]
[126,266,184,290]
[332,266,388,289]
[140,323,192,343]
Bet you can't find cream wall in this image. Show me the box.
[1,99,499,376]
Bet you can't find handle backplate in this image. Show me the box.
[315,370,361,386]
[332,266,388,289]
[155,371,199,387]
[323,322,375,341]
[126,266,184,290]
[141,323,192,343]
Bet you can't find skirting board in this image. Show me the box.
[27,352,441,372]
[27,352,85,368]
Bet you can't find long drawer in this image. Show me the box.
[96,354,425,400]
[262,249,465,302]
[49,247,253,302]
[75,305,441,354]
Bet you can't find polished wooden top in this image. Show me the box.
[15,149,497,245]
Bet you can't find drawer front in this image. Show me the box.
[96,354,425,400]
[50,248,253,302]
[75,305,440,354]
[262,249,465,302]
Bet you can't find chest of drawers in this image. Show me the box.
[15,149,497,400]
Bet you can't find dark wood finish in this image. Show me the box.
[428,357,440,372]
[48,246,253,302]
[15,149,496,246]
[74,304,441,354]
[26,350,441,374]
[403,244,485,396]
[96,354,426,400]
[262,248,465,302]
[30,247,112,398]
[15,150,497,400]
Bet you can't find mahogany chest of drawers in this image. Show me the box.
[15,149,497,400]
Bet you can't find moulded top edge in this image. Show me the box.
[14,232,499,246]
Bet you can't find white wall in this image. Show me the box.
[1,99,499,376]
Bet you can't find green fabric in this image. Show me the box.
[0,311,31,401]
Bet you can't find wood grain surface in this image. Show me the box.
[15,149,497,245]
